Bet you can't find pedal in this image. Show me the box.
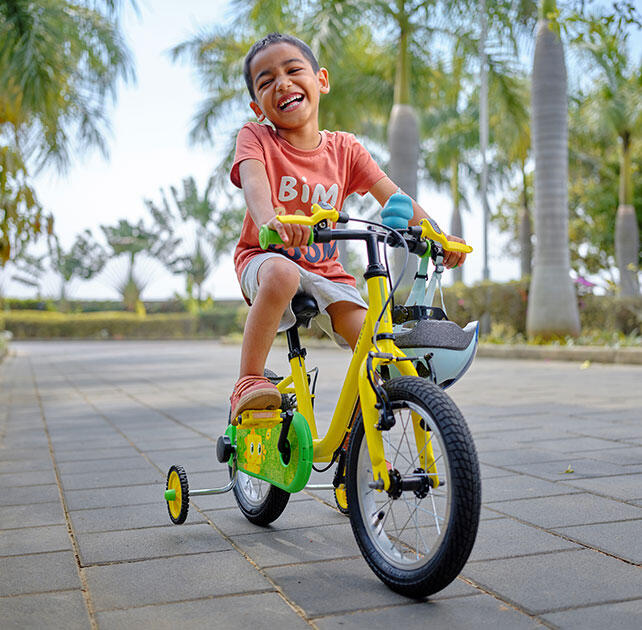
[234,409,282,429]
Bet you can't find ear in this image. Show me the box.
[318,67,330,94]
[250,101,266,122]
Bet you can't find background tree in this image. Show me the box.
[145,176,244,305]
[47,230,107,307]
[0,0,134,271]
[100,218,177,312]
[526,0,580,339]
[570,15,641,295]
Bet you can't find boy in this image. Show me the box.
[229,32,467,418]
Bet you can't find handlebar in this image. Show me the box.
[258,204,473,255]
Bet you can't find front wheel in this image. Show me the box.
[346,377,481,598]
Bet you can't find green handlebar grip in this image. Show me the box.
[258,225,314,250]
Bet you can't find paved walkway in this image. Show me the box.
[1,340,641,629]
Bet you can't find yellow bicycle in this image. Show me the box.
[165,196,481,598]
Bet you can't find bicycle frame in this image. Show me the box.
[275,229,437,492]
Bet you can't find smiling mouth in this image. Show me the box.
[278,94,304,110]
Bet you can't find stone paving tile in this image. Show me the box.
[0,551,81,596]
[65,484,161,511]
[479,448,568,467]
[500,457,636,481]
[77,523,231,565]
[551,519,642,564]
[314,593,545,629]
[0,457,53,474]
[467,518,580,563]
[0,501,66,529]
[207,496,346,537]
[266,557,478,617]
[95,591,310,630]
[485,492,642,528]
[560,473,642,502]
[58,456,156,475]
[0,590,91,630]
[4,484,61,506]
[0,525,71,556]
[85,550,272,611]
[69,501,206,534]
[0,468,57,487]
[480,474,581,503]
[54,447,141,462]
[579,446,642,466]
[541,599,642,629]
[462,549,642,615]
[0,447,52,462]
[232,522,358,568]
[60,467,163,491]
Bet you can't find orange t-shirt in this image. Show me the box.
[230,122,385,296]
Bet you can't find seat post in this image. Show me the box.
[285,324,304,360]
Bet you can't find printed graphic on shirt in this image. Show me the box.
[278,175,339,207]
[271,176,340,263]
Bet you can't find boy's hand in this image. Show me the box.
[443,234,468,269]
[265,216,310,254]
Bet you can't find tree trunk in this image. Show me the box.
[387,6,418,295]
[615,134,640,295]
[526,13,580,338]
[519,160,532,278]
[450,159,463,284]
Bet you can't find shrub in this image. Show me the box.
[2,311,198,339]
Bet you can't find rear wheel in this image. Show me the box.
[230,369,290,526]
[346,377,481,598]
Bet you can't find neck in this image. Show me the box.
[275,123,321,150]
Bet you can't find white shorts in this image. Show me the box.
[240,252,367,346]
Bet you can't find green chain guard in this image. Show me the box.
[225,411,313,493]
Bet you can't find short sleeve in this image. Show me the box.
[347,136,386,196]
[230,123,267,188]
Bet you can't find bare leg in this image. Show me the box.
[239,257,300,377]
[326,301,367,350]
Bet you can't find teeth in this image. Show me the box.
[280,95,302,109]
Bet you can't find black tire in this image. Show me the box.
[346,376,481,598]
[230,369,290,526]
[166,465,189,525]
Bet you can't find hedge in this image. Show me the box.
[1,311,198,339]
[1,283,640,341]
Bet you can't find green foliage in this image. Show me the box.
[0,301,250,339]
[1,311,198,339]
[0,145,43,265]
[439,280,641,340]
[145,176,244,302]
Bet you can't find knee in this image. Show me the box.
[258,258,300,299]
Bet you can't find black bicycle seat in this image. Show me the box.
[291,293,319,328]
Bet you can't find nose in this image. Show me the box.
[275,72,292,92]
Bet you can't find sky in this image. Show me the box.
[4,0,589,301]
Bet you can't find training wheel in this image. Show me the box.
[165,465,189,524]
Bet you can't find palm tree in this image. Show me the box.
[101,219,176,312]
[573,18,640,295]
[47,230,107,307]
[0,1,133,270]
[0,0,134,170]
[145,176,244,304]
[526,0,580,338]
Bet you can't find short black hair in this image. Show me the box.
[243,32,320,101]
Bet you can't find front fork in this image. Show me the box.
[358,350,440,492]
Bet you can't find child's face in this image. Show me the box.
[248,42,329,132]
